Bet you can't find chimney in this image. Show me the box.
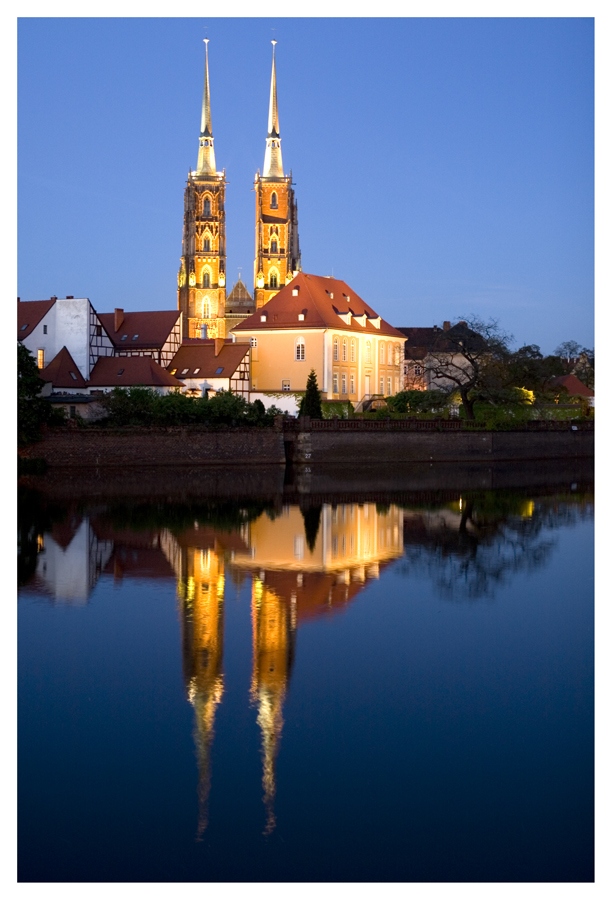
[443,321,451,331]
[17,297,20,302]
[66,295,74,299]
[114,308,124,331]
[214,338,225,357]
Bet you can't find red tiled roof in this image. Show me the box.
[17,299,56,339]
[232,272,404,338]
[168,340,249,379]
[40,347,87,388]
[89,356,185,388]
[549,374,594,398]
[97,310,180,349]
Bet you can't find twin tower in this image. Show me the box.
[177,42,302,339]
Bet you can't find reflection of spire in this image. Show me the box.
[178,545,225,838]
[250,575,295,834]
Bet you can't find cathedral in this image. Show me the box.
[177,41,301,339]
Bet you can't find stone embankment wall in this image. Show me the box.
[20,426,286,467]
[20,421,593,468]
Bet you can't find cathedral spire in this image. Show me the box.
[263,41,283,178]
[196,39,217,175]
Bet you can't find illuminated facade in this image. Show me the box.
[178,41,227,339]
[253,42,301,309]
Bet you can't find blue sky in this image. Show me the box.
[17,17,594,354]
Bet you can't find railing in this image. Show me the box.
[280,417,593,433]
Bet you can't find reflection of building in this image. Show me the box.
[250,575,296,834]
[34,516,113,604]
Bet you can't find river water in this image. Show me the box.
[18,463,594,882]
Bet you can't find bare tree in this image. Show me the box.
[424,317,513,420]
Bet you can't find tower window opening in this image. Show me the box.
[204,238,211,252]
[270,273,278,289]
[203,272,210,288]
[270,192,278,209]
[270,239,278,254]
[203,197,211,216]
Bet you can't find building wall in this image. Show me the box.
[21,299,113,379]
[253,175,300,309]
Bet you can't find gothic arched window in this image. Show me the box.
[202,298,211,318]
[342,338,348,361]
[270,239,278,254]
[203,197,211,216]
[333,337,339,361]
[270,272,278,289]
[203,272,210,288]
[295,337,305,361]
[270,192,278,209]
[350,338,356,362]
[366,341,372,364]
[204,237,211,252]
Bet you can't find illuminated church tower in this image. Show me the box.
[253,42,301,309]
[178,40,227,338]
[250,574,296,834]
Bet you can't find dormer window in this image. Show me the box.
[270,192,278,209]
[260,314,267,322]
[292,288,299,296]
[298,313,305,321]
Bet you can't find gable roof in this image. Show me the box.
[97,310,180,349]
[40,347,87,388]
[225,277,254,312]
[549,374,594,398]
[232,272,404,338]
[398,323,488,357]
[17,299,56,339]
[89,356,185,388]
[168,340,249,379]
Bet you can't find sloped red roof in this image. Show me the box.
[17,299,56,338]
[549,374,594,398]
[97,310,180,349]
[168,340,249,379]
[40,347,87,388]
[232,272,404,338]
[89,356,185,388]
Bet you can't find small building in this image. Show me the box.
[168,338,250,396]
[88,356,185,394]
[398,321,488,392]
[18,296,114,378]
[548,374,594,406]
[97,308,182,367]
[223,276,256,333]
[231,272,404,409]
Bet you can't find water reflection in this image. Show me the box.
[18,484,593,838]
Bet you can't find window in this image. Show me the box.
[132,334,139,340]
[341,373,347,394]
[415,365,422,376]
[270,239,278,254]
[204,238,211,252]
[203,197,211,215]
[395,344,401,365]
[96,325,102,337]
[69,371,77,380]
[69,406,76,418]
[121,334,127,341]
[350,338,356,362]
[333,337,339,361]
[366,341,371,364]
[250,337,258,347]
[203,272,210,288]
[388,343,393,365]
[118,368,124,376]
[294,534,304,560]
[270,192,278,209]
[295,338,305,360]
[20,324,28,331]
[193,368,200,375]
[215,367,224,374]
[202,298,211,318]
[387,376,392,396]
[379,342,385,364]
[43,325,48,335]
[298,313,305,321]
[342,338,348,361]
[282,380,291,391]
[270,272,278,289]
[379,376,384,394]
[333,373,339,394]
[181,368,189,376]
[170,368,177,375]
[37,349,44,368]
[350,373,355,394]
